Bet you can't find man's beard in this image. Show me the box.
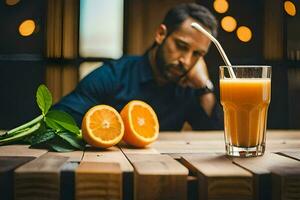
[155,42,188,83]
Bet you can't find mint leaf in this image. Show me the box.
[57,131,85,150]
[36,84,52,115]
[45,110,80,135]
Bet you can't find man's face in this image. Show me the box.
[155,18,212,83]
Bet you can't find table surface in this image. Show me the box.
[0,130,300,200]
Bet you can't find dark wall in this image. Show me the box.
[0,61,44,128]
[0,1,45,55]
[0,1,46,129]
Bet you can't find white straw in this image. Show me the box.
[191,22,236,78]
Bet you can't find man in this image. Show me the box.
[53,3,223,131]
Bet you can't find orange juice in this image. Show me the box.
[220,78,271,147]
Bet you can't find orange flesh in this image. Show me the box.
[89,109,122,141]
[131,105,156,138]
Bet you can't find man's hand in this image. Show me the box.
[179,57,210,89]
[179,57,216,117]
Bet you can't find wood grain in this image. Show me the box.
[126,154,188,200]
[75,162,122,200]
[181,153,253,200]
[118,142,160,154]
[233,152,300,200]
[277,151,300,161]
[82,146,133,172]
[47,150,84,162]
[152,140,225,154]
[82,146,134,200]
[14,153,68,200]
[0,145,48,157]
[0,131,298,200]
[0,156,35,200]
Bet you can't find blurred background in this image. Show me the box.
[0,0,299,130]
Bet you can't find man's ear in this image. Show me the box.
[155,24,167,44]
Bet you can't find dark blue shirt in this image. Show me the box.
[53,54,223,131]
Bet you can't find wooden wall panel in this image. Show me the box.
[263,0,284,60]
[45,0,79,103]
[125,0,195,55]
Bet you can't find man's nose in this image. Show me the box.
[179,52,193,71]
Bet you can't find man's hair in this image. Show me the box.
[162,3,218,37]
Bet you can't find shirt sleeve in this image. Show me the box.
[52,63,117,126]
[186,94,224,130]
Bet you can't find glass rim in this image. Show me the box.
[219,65,271,68]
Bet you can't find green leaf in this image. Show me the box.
[21,122,47,144]
[49,138,77,152]
[30,129,56,146]
[36,84,52,115]
[45,110,80,135]
[57,131,85,150]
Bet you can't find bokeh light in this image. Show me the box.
[236,26,252,42]
[284,1,296,16]
[213,0,229,14]
[5,0,20,6]
[221,16,237,32]
[19,19,36,37]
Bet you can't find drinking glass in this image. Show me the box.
[220,66,271,157]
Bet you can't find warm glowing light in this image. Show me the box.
[213,0,229,14]
[5,0,20,6]
[236,26,252,42]
[19,20,36,37]
[284,1,296,16]
[221,16,237,32]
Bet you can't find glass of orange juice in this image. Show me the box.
[220,66,271,157]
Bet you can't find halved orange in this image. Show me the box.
[120,100,159,147]
[81,105,124,148]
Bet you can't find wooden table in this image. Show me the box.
[0,130,300,200]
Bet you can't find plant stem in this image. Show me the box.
[0,122,41,145]
[5,115,43,136]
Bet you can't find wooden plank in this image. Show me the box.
[265,130,300,140]
[233,153,300,200]
[45,150,83,199]
[82,147,133,172]
[82,146,134,200]
[0,156,35,200]
[158,131,224,141]
[152,141,224,154]
[47,150,84,162]
[126,154,188,200]
[118,142,160,154]
[232,155,272,200]
[181,154,253,200]
[0,145,48,157]
[155,132,300,153]
[266,140,300,152]
[159,130,300,141]
[14,153,68,200]
[277,151,300,161]
[75,162,122,200]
